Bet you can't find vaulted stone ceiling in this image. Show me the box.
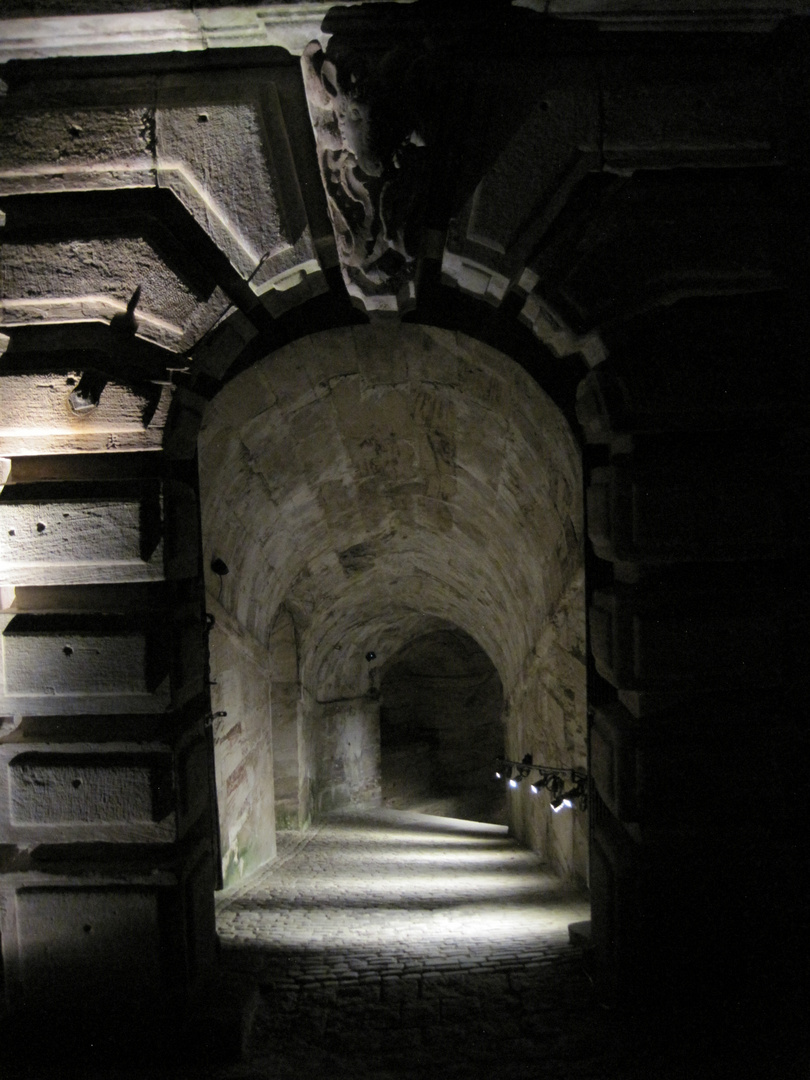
[199,324,582,700]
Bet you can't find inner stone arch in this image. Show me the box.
[198,323,586,888]
[378,628,506,824]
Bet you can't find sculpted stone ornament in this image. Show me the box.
[302,39,431,315]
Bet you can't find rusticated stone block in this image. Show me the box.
[590,584,782,691]
[156,73,321,296]
[0,482,164,586]
[3,751,173,842]
[591,697,782,837]
[0,838,217,1012]
[0,612,171,714]
[0,234,230,354]
[0,373,171,457]
[13,885,163,1006]
[0,724,210,845]
[0,77,157,195]
[601,52,773,172]
[587,458,784,563]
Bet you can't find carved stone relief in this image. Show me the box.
[302,39,432,315]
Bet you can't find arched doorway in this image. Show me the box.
[198,323,586,887]
[379,628,506,823]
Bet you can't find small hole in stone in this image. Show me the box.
[72,778,82,788]
[198,113,209,123]
[63,646,73,657]
[36,522,46,533]
[65,377,76,387]
[8,529,15,537]
[83,923,92,933]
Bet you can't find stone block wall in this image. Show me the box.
[0,449,217,1021]
[208,598,275,888]
[507,571,588,883]
[312,695,382,815]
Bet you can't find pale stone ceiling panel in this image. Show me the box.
[199,324,582,699]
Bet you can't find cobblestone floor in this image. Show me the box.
[4,806,801,1080]
[208,807,667,1080]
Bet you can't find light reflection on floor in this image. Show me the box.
[217,806,589,964]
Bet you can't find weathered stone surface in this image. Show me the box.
[0,372,170,456]
[0,612,171,714]
[508,571,587,882]
[156,73,321,296]
[5,750,172,835]
[0,6,335,65]
[200,324,584,880]
[200,326,582,695]
[13,885,163,1005]
[314,696,381,814]
[208,597,275,887]
[0,234,230,353]
[0,836,217,1013]
[0,77,156,195]
[0,485,164,585]
[0,727,208,844]
[461,58,598,259]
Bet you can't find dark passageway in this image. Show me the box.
[379,630,506,824]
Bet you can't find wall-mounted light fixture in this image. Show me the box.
[495,755,587,812]
[211,556,229,601]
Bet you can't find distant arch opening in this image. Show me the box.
[379,629,505,824]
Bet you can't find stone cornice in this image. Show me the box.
[1,1,806,67]
[0,4,357,65]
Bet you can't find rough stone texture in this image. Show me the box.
[0,234,230,354]
[14,885,163,1006]
[312,694,381,814]
[0,5,335,63]
[209,597,275,888]
[0,485,164,585]
[0,612,171,715]
[0,373,171,456]
[156,73,321,297]
[0,723,207,845]
[268,606,309,831]
[0,835,218,1017]
[0,67,322,350]
[0,77,157,193]
[199,325,582,696]
[509,572,588,883]
[379,629,506,824]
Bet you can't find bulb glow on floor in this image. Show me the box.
[217,808,589,966]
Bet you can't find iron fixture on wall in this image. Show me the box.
[494,754,587,812]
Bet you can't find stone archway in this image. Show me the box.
[379,628,506,824]
[197,323,586,886]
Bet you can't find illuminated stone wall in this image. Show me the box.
[198,324,584,869]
